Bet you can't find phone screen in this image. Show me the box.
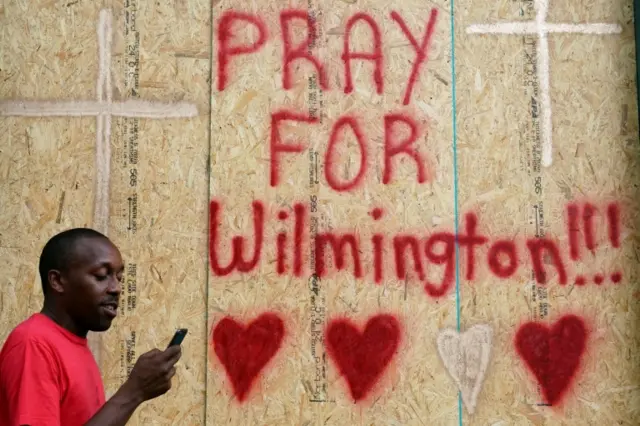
[167,328,188,348]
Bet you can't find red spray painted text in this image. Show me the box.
[209,200,623,297]
[216,9,438,105]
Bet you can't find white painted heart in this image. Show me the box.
[436,324,493,415]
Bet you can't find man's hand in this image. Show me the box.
[123,346,182,402]
[84,346,182,426]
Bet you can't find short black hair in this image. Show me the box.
[38,228,110,296]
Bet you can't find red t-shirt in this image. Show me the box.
[0,313,105,426]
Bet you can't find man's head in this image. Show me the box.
[39,228,124,335]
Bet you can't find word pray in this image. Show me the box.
[216,9,439,105]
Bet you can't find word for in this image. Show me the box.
[270,110,429,191]
[210,313,588,408]
[209,200,623,297]
[216,8,438,105]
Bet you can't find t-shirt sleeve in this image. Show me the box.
[0,339,61,426]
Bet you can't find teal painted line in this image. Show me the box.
[204,5,215,423]
[448,0,463,424]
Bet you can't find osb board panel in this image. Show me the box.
[456,0,640,424]
[0,2,104,341]
[206,0,639,425]
[206,0,456,422]
[0,0,210,425]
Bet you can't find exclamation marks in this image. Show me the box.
[567,203,581,261]
[607,203,621,248]
[567,202,622,286]
[608,203,623,284]
[583,203,597,254]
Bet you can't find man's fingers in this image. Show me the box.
[145,348,161,358]
[158,346,182,372]
[165,366,177,380]
[162,345,181,359]
[169,347,182,363]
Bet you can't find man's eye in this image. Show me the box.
[95,274,108,281]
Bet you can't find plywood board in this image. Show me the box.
[204,0,640,424]
[1,1,210,424]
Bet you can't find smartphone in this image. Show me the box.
[167,328,188,348]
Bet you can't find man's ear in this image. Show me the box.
[47,270,66,294]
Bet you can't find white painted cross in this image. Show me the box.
[466,0,621,167]
[0,8,198,234]
[0,8,198,365]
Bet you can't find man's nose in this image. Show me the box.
[108,276,122,295]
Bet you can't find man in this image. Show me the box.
[0,228,182,425]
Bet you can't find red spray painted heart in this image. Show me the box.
[515,314,587,406]
[211,313,285,402]
[326,314,401,402]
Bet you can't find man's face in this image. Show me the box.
[57,236,124,333]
